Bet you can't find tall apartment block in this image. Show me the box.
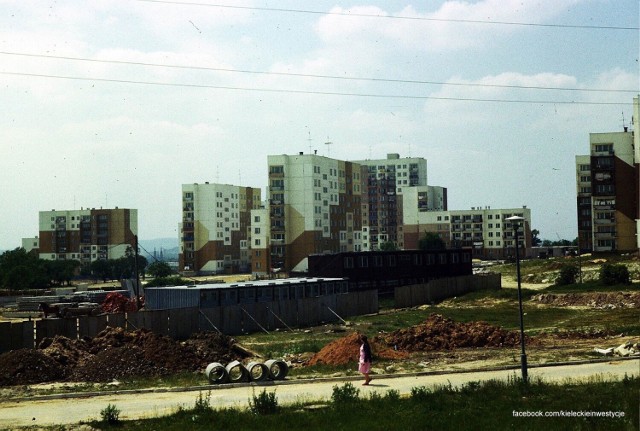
[352,153,446,250]
[37,207,137,263]
[267,153,363,272]
[179,183,261,274]
[403,206,532,259]
[575,96,640,253]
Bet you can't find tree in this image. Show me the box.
[147,261,173,278]
[379,241,398,252]
[599,264,631,285]
[418,232,445,250]
[531,229,542,247]
[0,248,48,290]
[46,260,81,286]
[556,264,579,286]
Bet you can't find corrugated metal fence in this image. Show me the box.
[0,290,377,354]
[394,274,501,307]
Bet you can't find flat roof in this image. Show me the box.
[144,277,346,291]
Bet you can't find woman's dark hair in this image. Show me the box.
[361,334,372,362]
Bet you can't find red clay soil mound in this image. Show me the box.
[375,313,523,351]
[307,332,407,366]
[0,327,250,387]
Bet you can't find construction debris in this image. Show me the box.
[532,292,640,309]
[594,341,640,357]
[0,327,249,386]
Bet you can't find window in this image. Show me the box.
[344,257,354,268]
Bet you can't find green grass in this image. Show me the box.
[88,376,639,431]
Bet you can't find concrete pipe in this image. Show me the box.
[226,360,250,383]
[246,361,270,382]
[205,362,229,384]
[264,359,289,380]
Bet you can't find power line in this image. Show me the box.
[1,70,635,105]
[1,51,637,94]
[135,0,639,31]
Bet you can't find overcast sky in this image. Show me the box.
[1,0,638,249]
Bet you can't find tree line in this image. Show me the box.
[0,247,153,291]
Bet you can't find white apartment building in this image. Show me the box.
[267,153,363,272]
[179,183,261,274]
[406,206,532,259]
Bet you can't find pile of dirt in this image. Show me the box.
[0,349,66,386]
[306,332,407,366]
[0,327,249,386]
[532,292,640,309]
[375,314,523,352]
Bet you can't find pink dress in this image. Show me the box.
[358,344,371,373]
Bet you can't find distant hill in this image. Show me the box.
[139,238,179,261]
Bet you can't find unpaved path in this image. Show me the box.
[0,359,637,429]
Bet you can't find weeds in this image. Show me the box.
[100,403,121,425]
[249,388,278,415]
[331,382,360,405]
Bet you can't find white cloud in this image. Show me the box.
[316,0,584,52]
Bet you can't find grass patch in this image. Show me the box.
[89,376,640,430]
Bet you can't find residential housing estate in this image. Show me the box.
[180,152,532,275]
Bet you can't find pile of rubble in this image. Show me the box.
[0,327,249,386]
[594,341,640,357]
[532,292,640,309]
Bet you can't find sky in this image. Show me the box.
[1,0,638,249]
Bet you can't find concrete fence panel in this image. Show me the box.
[11,321,34,350]
[222,305,243,335]
[319,295,338,323]
[106,313,126,329]
[168,308,199,340]
[199,307,223,333]
[0,322,11,354]
[35,319,65,346]
[238,303,257,333]
[297,298,322,327]
[78,315,108,339]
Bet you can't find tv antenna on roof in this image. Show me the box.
[325,138,333,157]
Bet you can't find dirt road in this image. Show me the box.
[1,359,637,428]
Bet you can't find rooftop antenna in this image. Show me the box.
[622,111,627,131]
[325,139,333,158]
[307,130,313,154]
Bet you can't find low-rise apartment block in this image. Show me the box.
[404,206,532,259]
[37,207,137,263]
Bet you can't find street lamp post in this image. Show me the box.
[506,215,528,381]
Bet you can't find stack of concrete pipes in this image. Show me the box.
[205,359,289,384]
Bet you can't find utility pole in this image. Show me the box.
[134,235,142,310]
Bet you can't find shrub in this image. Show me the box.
[599,264,631,285]
[100,403,121,425]
[555,264,579,285]
[410,386,430,401]
[331,382,360,405]
[194,391,212,413]
[249,389,278,415]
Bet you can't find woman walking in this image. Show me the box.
[358,334,372,385]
